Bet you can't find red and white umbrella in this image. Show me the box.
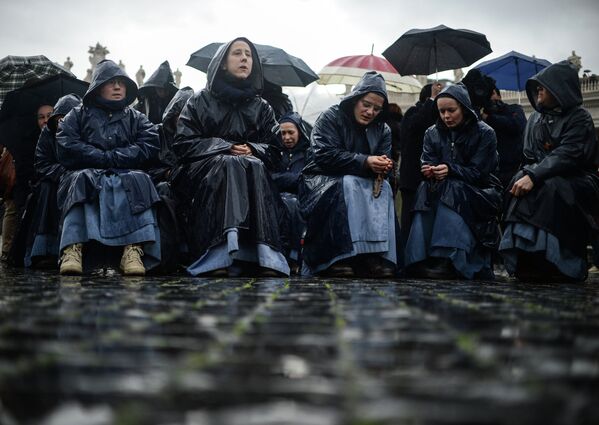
[318,54,422,94]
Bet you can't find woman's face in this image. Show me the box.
[280,122,299,149]
[100,77,127,101]
[353,92,385,126]
[437,97,464,128]
[224,40,253,80]
[36,105,53,129]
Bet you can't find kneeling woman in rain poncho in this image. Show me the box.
[56,60,161,275]
[300,71,398,277]
[404,84,502,279]
[171,37,289,277]
[499,61,599,282]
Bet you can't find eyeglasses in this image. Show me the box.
[359,98,383,113]
[106,78,126,87]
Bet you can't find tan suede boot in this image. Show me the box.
[120,244,145,276]
[59,243,83,275]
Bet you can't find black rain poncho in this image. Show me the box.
[414,83,502,249]
[171,37,288,270]
[405,84,502,279]
[501,61,599,271]
[8,94,82,267]
[56,60,161,241]
[300,71,396,271]
[136,61,179,124]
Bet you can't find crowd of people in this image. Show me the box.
[0,36,597,282]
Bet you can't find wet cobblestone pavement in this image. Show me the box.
[0,266,598,425]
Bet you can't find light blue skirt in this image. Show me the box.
[60,174,161,270]
[303,175,397,275]
[404,203,492,279]
[186,228,290,276]
[499,222,586,279]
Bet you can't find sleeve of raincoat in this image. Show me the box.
[56,109,112,169]
[173,93,238,163]
[103,112,160,169]
[522,109,594,182]
[311,108,372,176]
[34,127,65,183]
[445,126,498,186]
[420,127,442,166]
[245,101,281,171]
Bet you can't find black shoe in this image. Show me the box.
[408,257,457,279]
[203,268,228,277]
[357,255,395,278]
[323,260,354,277]
[259,267,285,277]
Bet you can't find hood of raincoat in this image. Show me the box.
[138,60,178,99]
[83,59,138,106]
[339,71,388,124]
[205,37,264,94]
[525,60,582,114]
[278,111,310,152]
[435,83,479,125]
[47,93,82,133]
[161,86,194,140]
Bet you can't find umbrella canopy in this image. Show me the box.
[0,74,88,155]
[382,24,492,75]
[187,42,319,87]
[475,50,551,91]
[0,55,75,106]
[318,54,422,94]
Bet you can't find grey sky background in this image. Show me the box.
[1,0,598,93]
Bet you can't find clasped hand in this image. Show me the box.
[230,143,252,156]
[421,164,448,180]
[366,155,393,174]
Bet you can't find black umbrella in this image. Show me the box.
[382,25,492,76]
[187,42,319,87]
[0,74,88,155]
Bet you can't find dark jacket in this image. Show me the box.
[523,60,599,182]
[262,80,293,120]
[272,112,310,193]
[303,71,391,177]
[483,100,526,188]
[56,60,160,218]
[147,86,194,183]
[34,94,82,183]
[300,71,392,268]
[503,61,599,253]
[173,38,279,168]
[136,61,179,124]
[398,98,437,191]
[415,84,502,248]
[171,37,286,261]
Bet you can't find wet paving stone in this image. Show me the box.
[0,267,598,424]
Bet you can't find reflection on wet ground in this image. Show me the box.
[0,266,598,424]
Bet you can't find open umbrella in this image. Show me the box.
[187,42,319,87]
[0,55,75,106]
[0,74,88,155]
[474,50,551,92]
[382,24,492,76]
[318,54,422,94]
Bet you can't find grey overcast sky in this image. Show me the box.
[1,0,598,91]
